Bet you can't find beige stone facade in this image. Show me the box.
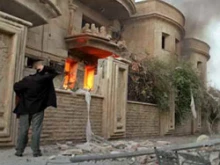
[123,0,185,60]
[0,0,211,146]
[182,38,210,84]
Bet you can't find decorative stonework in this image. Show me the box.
[80,23,126,49]
[0,34,10,82]
[68,1,78,36]
[81,24,111,40]
[0,34,11,132]
[0,11,30,146]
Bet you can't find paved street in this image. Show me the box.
[0,147,138,165]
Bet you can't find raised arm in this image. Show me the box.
[36,66,59,83]
[43,66,59,75]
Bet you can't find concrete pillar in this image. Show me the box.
[98,57,129,139]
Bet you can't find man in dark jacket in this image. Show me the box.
[13,60,58,157]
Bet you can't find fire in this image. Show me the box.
[84,65,95,90]
[63,58,78,89]
[63,57,96,90]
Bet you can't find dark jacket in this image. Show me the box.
[13,66,58,115]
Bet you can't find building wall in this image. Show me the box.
[38,90,103,144]
[181,38,210,84]
[25,0,113,89]
[26,0,70,61]
[73,1,112,34]
[123,18,182,60]
[172,118,192,136]
[153,19,182,58]
[122,0,184,61]
[25,0,112,63]
[189,52,208,83]
[123,18,155,60]
[126,101,160,138]
[135,0,185,26]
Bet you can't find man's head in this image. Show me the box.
[32,59,44,71]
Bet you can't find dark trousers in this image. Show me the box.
[16,111,44,154]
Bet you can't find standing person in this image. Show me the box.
[13,59,58,157]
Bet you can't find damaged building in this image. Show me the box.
[0,0,210,146]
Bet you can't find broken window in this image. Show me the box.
[84,65,96,90]
[63,58,78,90]
[162,33,169,50]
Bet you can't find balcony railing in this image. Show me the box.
[65,23,127,61]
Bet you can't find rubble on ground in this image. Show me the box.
[54,139,169,164]
[53,136,220,165]
[196,134,210,143]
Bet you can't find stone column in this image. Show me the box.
[68,1,78,36]
[0,11,31,146]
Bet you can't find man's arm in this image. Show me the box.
[43,66,59,75]
[37,66,59,83]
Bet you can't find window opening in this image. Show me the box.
[25,56,42,68]
[162,33,169,50]
[84,65,96,90]
[175,39,180,54]
[49,60,64,74]
[63,58,78,89]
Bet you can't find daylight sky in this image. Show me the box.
[135,0,220,89]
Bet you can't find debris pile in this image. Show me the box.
[46,136,220,165]
[54,139,171,164]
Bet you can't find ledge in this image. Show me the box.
[124,13,185,36]
[125,0,185,35]
[55,89,104,99]
[127,100,157,107]
[135,0,185,23]
[135,0,185,25]
[78,0,136,19]
[182,38,210,60]
[0,0,61,26]
[0,11,32,27]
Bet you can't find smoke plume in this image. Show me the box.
[163,0,220,89]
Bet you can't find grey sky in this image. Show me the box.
[135,0,220,89]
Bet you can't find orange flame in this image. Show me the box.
[63,58,78,89]
[84,65,95,90]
